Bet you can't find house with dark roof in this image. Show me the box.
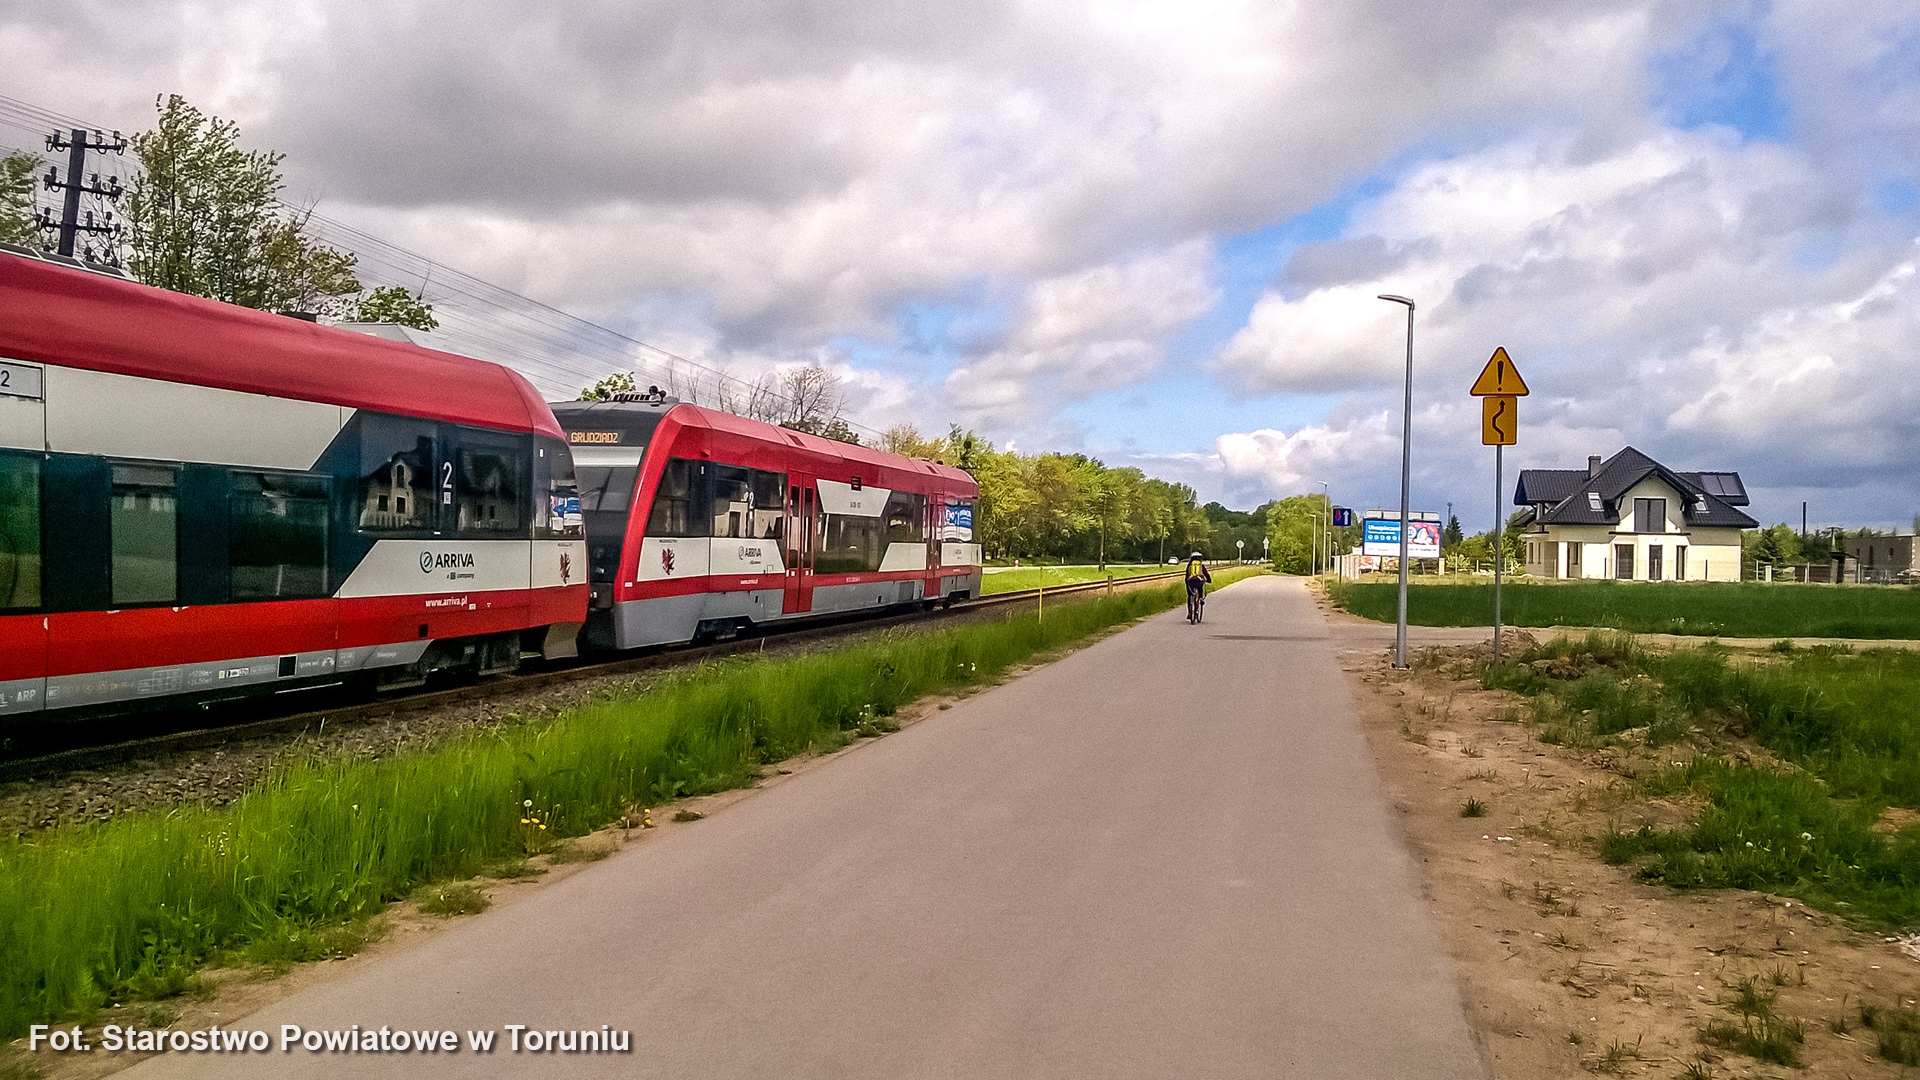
[1514,447,1757,582]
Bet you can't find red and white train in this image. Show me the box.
[0,248,589,726]
[0,246,982,729]
[551,397,980,651]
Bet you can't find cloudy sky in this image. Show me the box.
[5,0,1920,530]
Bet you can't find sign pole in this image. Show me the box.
[1470,346,1529,667]
[1493,443,1503,665]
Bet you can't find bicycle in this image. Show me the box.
[1186,586,1205,624]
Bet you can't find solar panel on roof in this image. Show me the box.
[1697,472,1743,497]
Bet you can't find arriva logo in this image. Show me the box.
[420,551,476,572]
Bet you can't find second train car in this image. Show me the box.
[551,393,982,650]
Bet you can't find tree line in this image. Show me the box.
[875,425,1270,566]
[1,95,434,328]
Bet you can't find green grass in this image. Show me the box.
[980,563,1177,595]
[1488,633,1920,927]
[1331,580,1920,639]
[0,568,1261,1040]
[1861,1001,1920,1064]
[415,882,490,917]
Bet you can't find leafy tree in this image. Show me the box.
[124,94,361,312]
[355,284,437,330]
[0,151,42,247]
[1744,523,1807,578]
[880,423,946,459]
[1265,495,1342,573]
[579,371,639,401]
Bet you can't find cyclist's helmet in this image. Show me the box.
[1191,551,1203,557]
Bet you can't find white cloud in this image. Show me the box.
[0,0,1703,348]
[940,242,1217,428]
[1203,121,1920,523]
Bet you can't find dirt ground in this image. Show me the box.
[1338,619,1920,1076]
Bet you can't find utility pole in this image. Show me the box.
[43,128,126,259]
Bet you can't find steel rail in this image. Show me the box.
[0,570,1192,782]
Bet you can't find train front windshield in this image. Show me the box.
[549,401,672,585]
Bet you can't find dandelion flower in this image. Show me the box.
[524,799,534,808]
[521,818,531,824]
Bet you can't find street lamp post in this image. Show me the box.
[1316,480,1330,580]
[1378,294,1415,669]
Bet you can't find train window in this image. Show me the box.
[452,430,528,536]
[357,415,436,534]
[884,490,925,545]
[645,458,701,537]
[705,466,786,540]
[229,472,330,600]
[940,500,975,540]
[110,463,178,606]
[534,437,584,540]
[576,467,634,512]
[709,465,753,537]
[751,470,785,541]
[0,452,39,610]
[817,514,884,575]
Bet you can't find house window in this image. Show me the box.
[1566,541,1582,579]
[1675,546,1687,580]
[1615,543,1634,580]
[1648,545,1663,581]
[1587,492,1602,512]
[1634,497,1666,533]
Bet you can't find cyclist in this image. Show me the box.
[1184,551,1211,623]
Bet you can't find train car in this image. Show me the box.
[551,394,982,650]
[0,248,588,729]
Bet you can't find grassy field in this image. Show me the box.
[1331,580,1920,639]
[1486,635,1920,927]
[980,563,1176,595]
[0,568,1262,1039]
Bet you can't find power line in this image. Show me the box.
[0,93,882,436]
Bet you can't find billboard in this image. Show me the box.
[1360,518,1441,559]
[940,503,974,541]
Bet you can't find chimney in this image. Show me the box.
[1588,455,1603,478]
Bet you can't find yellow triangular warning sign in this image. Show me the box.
[1469,347,1529,396]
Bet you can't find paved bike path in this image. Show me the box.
[124,575,1485,1079]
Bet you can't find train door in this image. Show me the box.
[784,475,815,614]
[925,495,941,597]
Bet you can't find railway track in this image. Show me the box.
[0,570,1189,783]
